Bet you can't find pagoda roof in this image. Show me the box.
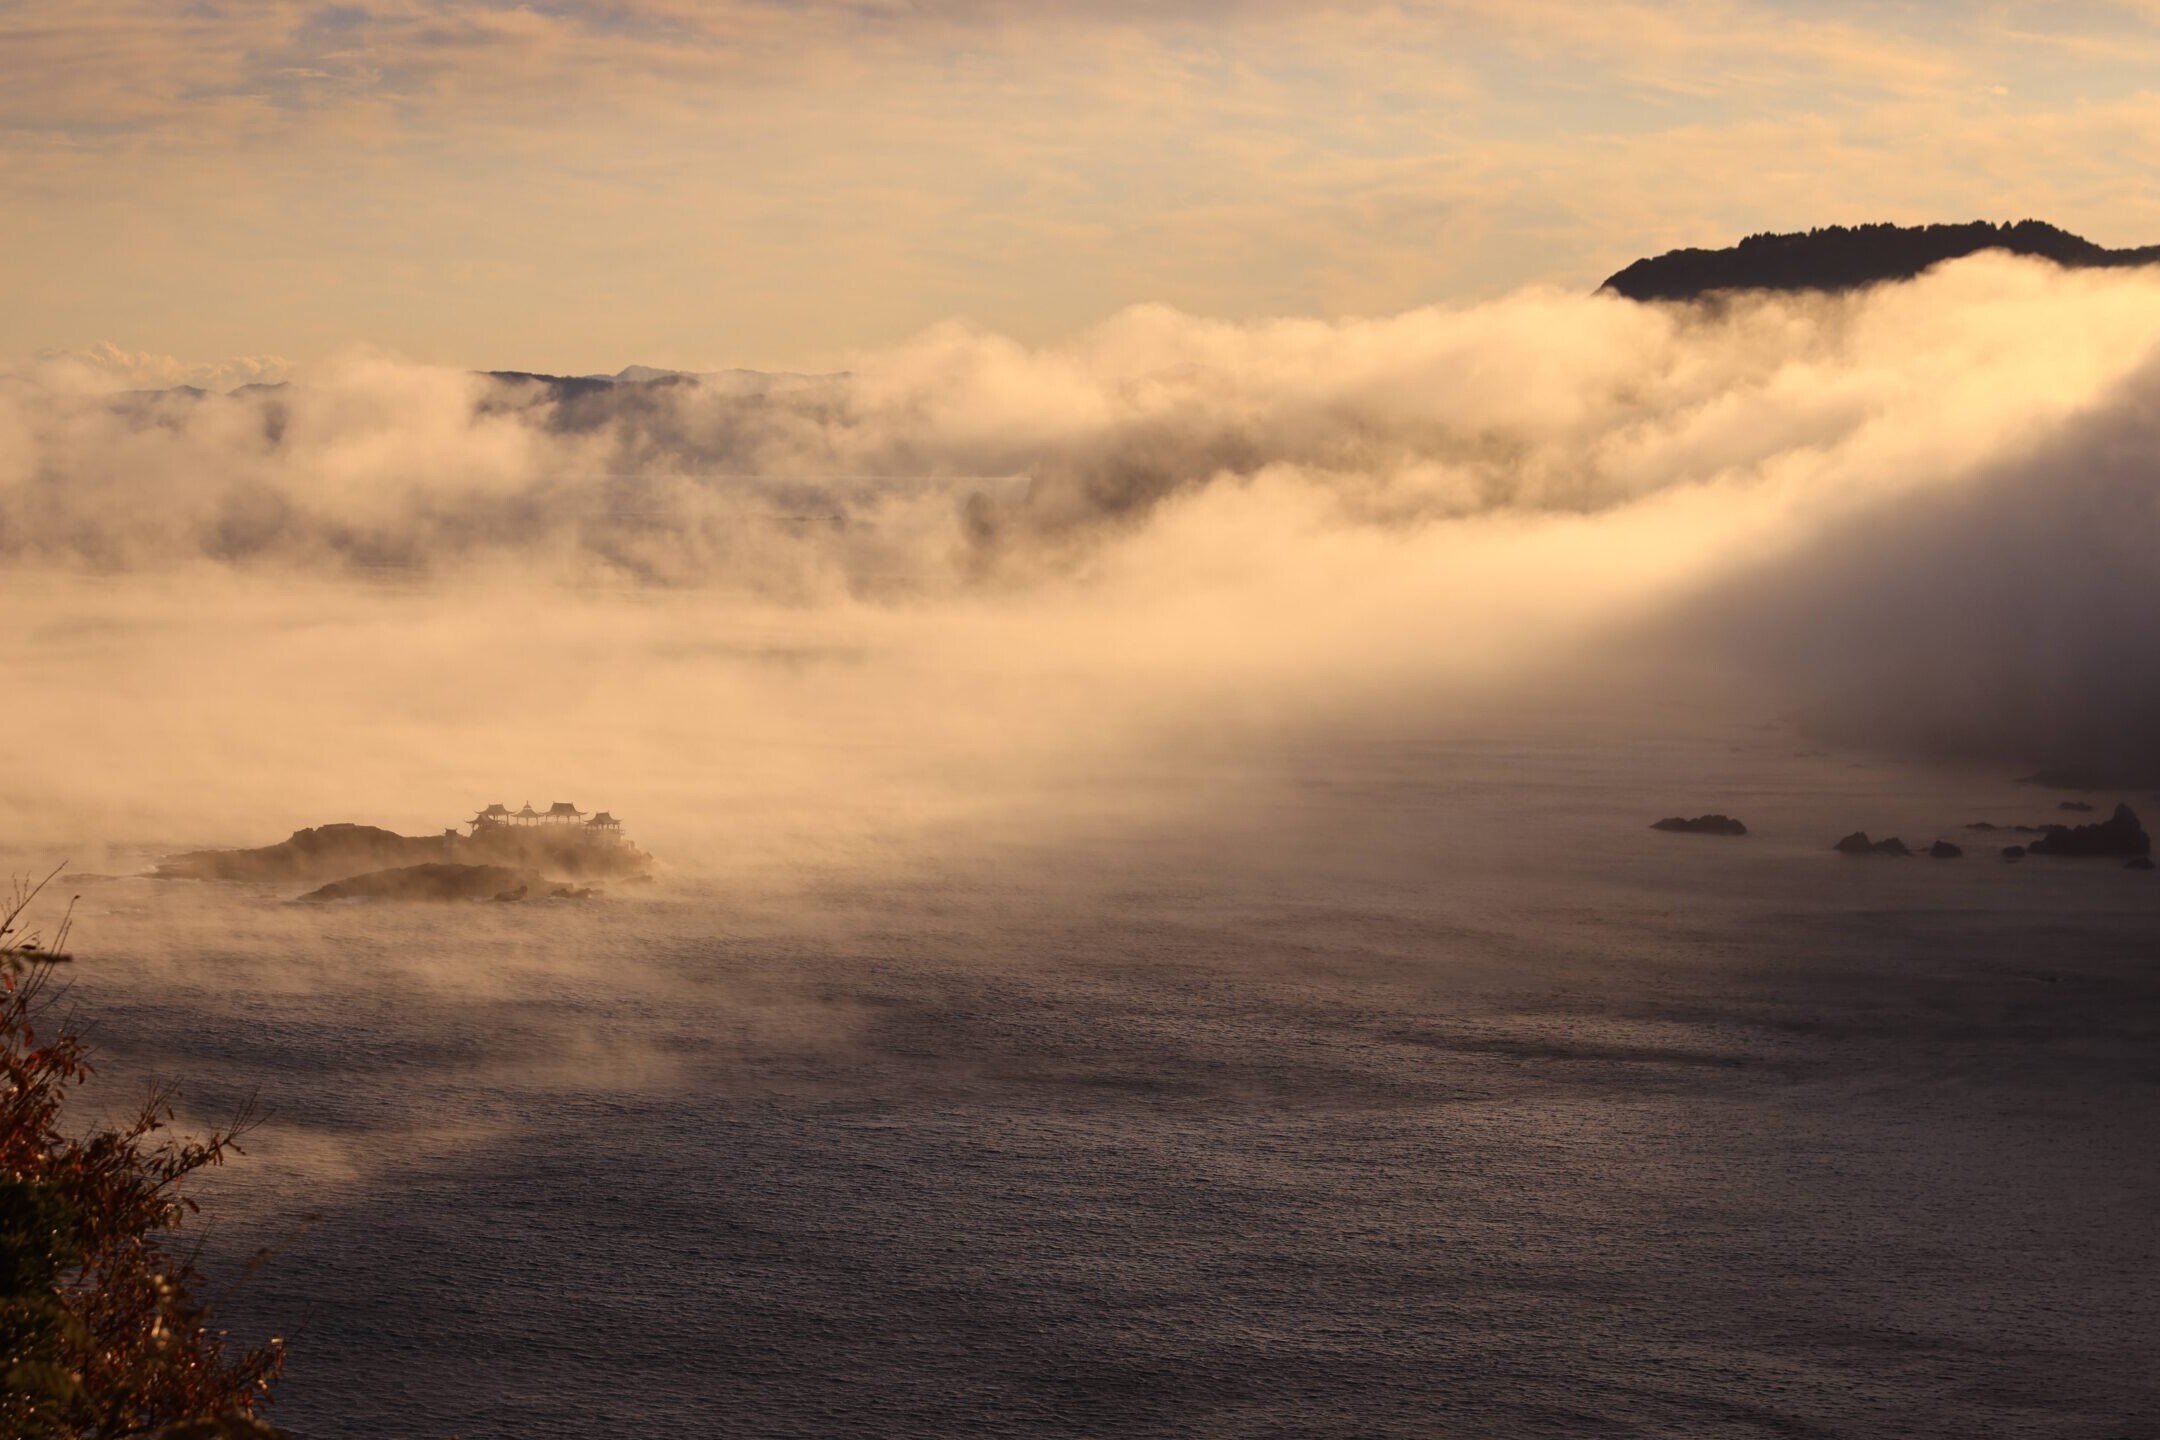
[587,811,617,824]
[478,803,511,816]
[515,802,540,818]
[545,801,586,817]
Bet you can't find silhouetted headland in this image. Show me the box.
[1601,220,2160,301]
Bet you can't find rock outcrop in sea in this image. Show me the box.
[1651,814,1748,836]
[156,823,439,883]
[157,799,656,901]
[157,803,654,886]
[300,864,541,903]
[2028,804,2151,858]
[298,864,605,903]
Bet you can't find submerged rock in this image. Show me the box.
[2059,800,2097,813]
[1928,840,1963,859]
[2127,856,2155,871]
[2028,804,2151,858]
[299,863,544,904]
[1651,814,1748,836]
[2002,845,2027,860]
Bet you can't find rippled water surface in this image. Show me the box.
[35,718,2160,1438]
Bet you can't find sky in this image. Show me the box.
[8,0,2160,376]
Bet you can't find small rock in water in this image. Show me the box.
[1928,840,1963,859]
[2127,856,2156,871]
[1651,814,1748,836]
[2002,845,2027,860]
[1835,832,1910,856]
[2059,800,2096,812]
[1964,821,1998,831]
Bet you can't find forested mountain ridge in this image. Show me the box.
[1601,220,2160,300]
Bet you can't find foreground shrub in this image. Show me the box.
[1,871,285,1438]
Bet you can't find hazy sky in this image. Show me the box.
[10,0,2160,375]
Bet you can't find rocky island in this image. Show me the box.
[157,800,654,900]
[1651,814,1748,836]
[1834,832,1911,856]
[2028,803,2150,858]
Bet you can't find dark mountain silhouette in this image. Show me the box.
[481,370,622,400]
[482,366,845,399]
[1601,221,2160,301]
[56,367,839,405]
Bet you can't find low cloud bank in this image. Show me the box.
[1688,353,2160,783]
[5,252,2158,842]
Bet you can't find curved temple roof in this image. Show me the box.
[469,800,626,836]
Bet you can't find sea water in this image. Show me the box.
[30,709,2160,1439]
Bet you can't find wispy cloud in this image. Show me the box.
[6,2,2160,364]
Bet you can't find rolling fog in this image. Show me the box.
[6,251,2160,864]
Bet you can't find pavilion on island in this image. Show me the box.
[467,800,628,843]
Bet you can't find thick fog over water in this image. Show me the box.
[5,252,2160,864]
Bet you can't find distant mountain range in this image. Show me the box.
[487,365,845,396]
[54,365,847,403]
[1601,220,2160,301]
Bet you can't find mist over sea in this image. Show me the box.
[7,260,2159,1435]
[36,709,2160,1439]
